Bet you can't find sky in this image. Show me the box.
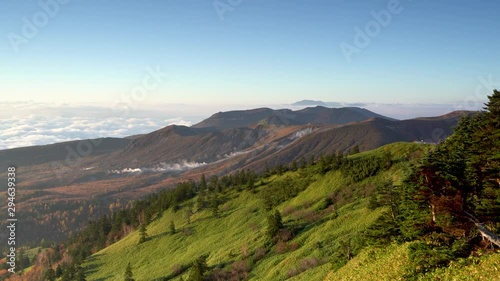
[1,0,500,148]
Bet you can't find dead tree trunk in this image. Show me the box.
[476,223,500,247]
[463,211,500,247]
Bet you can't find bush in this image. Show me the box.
[254,248,266,261]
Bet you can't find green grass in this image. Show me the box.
[325,243,500,281]
[418,252,500,281]
[325,243,410,281]
[83,142,440,281]
[24,247,41,261]
[85,191,268,280]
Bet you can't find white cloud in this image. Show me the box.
[0,115,193,150]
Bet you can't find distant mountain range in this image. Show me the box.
[290,99,366,108]
[192,106,395,130]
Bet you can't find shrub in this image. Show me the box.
[254,248,266,261]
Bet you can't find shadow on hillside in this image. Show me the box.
[84,253,108,278]
[148,226,198,241]
[93,277,114,281]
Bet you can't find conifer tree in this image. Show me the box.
[55,264,63,277]
[138,223,147,244]
[76,265,86,281]
[264,161,270,177]
[197,174,207,210]
[266,210,283,241]
[170,220,176,235]
[299,157,307,169]
[209,175,220,193]
[246,173,256,192]
[124,262,134,281]
[211,194,220,218]
[199,174,207,192]
[45,268,56,281]
[188,255,208,281]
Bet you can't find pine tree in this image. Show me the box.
[188,255,208,281]
[199,174,207,192]
[169,221,176,235]
[266,210,283,241]
[211,195,220,218]
[351,145,360,155]
[124,262,134,281]
[209,175,220,193]
[55,264,63,278]
[45,268,56,281]
[61,265,76,281]
[197,175,207,210]
[138,223,147,244]
[246,173,256,192]
[299,157,307,169]
[264,161,270,177]
[309,155,315,166]
[76,265,86,281]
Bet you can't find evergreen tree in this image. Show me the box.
[211,195,220,218]
[209,175,220,193]
[263,161,270,177]
[276,162,284,175]
[170,221,176,235]
[246,173,256,192]
[76,265,86,281]
[299,157,307,169]
[55,264,63,278]
[138,223,147,244]
[199,174,207,192]
[61,265,76,281]
[188,255,208,281]
[351,145,360,155]
[45,268,56,281]
[197,175,207,210]
[309,155,315,166]
[124,262,134,281]
[266,210,283,241]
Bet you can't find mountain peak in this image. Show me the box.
[192,106,394,130]
[291,100,329,107]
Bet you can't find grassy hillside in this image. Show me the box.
[83,142,430,281]
[326,242,500,281]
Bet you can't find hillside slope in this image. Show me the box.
[82,143,429,281]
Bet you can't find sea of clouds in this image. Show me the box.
[0,102,198,150]
[0,115,192,150]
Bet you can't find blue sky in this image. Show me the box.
[1,0,500,108]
